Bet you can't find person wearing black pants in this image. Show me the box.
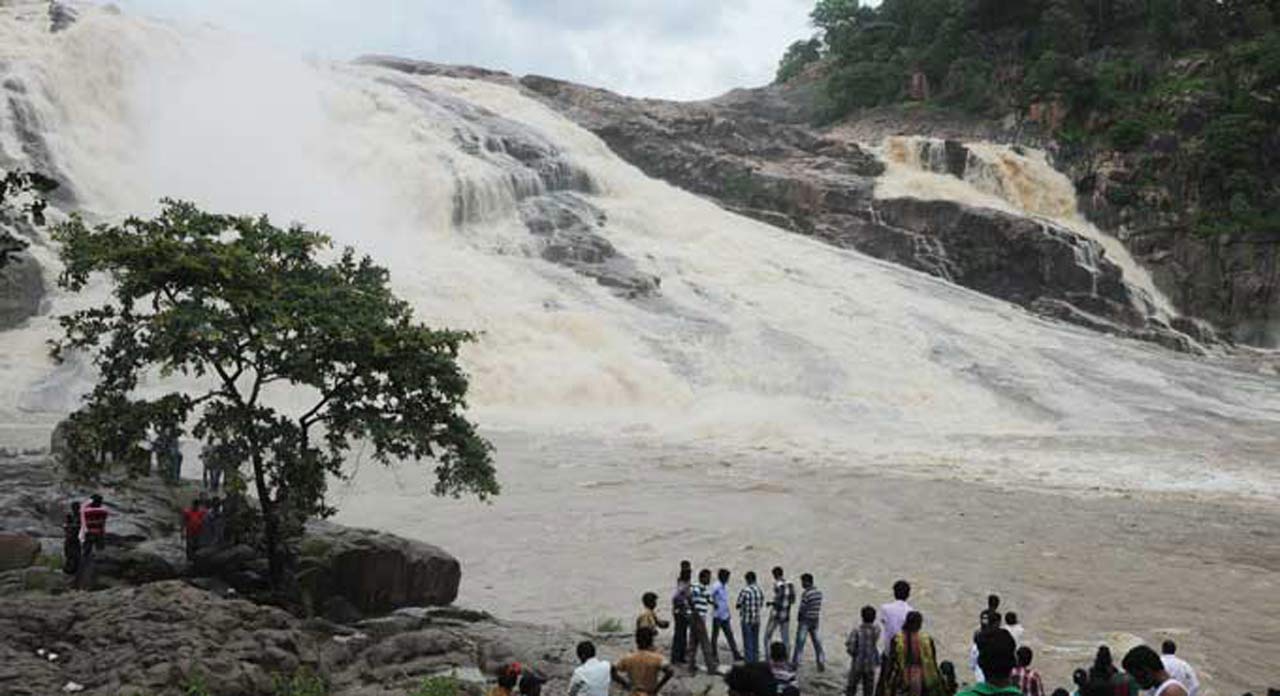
[671,563,692,664]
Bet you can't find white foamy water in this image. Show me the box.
[0,4,1277,504]
[877,135,1176,318]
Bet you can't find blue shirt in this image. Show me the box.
[711,581,731,621]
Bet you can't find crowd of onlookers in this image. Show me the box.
[482,561,1273,696]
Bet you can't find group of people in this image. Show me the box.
[60,494,109,589]
[182,496,232,560]
[557,562,1214,696]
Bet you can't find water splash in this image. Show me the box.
[0,4,1277,499]
[877,135,1175,318]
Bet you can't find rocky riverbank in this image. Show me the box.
[0,451,844,696]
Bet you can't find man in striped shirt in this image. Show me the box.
[688,568,718,673]
[791,573,826,671]
[764,567,796,654]
[1010,647,1044,696]
[737,571,766,663]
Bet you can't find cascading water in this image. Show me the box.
[878,135,1176,318]
[0,3,1278,502]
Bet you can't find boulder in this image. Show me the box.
[93,545,180,586]
[0,532,40,571]
[0,249,43,330]
[298,523,461,617]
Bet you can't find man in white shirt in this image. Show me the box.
[879,579,913,657]
[1160,641,1199,696]
[1004,612,1024,647]
[568,641,611,696]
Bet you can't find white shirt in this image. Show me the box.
[568,657,611,696]
[879,600,913,653]
[1161,656,1199,696]
[1004,624,1024,647]
[1153,679,1187,696]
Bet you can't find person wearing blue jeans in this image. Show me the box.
[737,571,766,663]
[763,566,795,655]
[792,573,826,672]
[710,568,743,662]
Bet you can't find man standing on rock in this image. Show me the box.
[737,571,766,663]
[689,568,718,673]
[764,566,796,655]
[711,568,743,663]
[183,498,206,561]
[672,564,693,665]
[637,592,670,634]
[613,627,675,696]
[77,493,108,589]
[791,573,825,672]
[880,580,913,659]
[569,642,611,696]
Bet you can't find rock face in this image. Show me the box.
[298,523,462,619]
[0,581,306,696]
[505,73,1200,350]
[1065,146,1280,348]
[0,249,43,330]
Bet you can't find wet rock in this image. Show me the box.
[518,192,660,298]
[298,522,461,617]
[0,249,43,330]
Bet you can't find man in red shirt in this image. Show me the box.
[1011,647,1044,696]
[182,498,207,561]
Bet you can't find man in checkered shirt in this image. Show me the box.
[736,570,766,662]
[764,566,796,654]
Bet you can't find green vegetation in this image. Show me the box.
[52,200,499,586]
[778,0,1280,238]
[412,675,463,696]
[274,669,329,696]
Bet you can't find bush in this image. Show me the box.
[777,38,823,83]
[413,676,463,696]
[1108,119,1149,151]
[274,669,328,696]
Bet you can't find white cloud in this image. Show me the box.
[107,0,817,100]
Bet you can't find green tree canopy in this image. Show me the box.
[52,200,498,585]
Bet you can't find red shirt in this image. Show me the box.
[1012,667,1044,696]
[182,508,206,538]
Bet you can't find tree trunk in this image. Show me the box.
[250,450,284,589]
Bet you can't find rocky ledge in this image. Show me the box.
[0,451,846,696]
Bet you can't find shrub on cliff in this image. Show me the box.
[50,200,498,587]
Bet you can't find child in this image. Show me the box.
[638,591,671,633]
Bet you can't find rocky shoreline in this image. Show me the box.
[0,451,845,696]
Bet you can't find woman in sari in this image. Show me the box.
[876,611,946,696]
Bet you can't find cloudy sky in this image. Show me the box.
[110,0,821,100]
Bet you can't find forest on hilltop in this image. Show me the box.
[778,0,1280,240]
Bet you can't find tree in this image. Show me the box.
[777,38,824,82]
[0,170,57,268]
[51,200,498,587]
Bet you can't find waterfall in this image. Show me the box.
[0,3,1277,499]
[877,135,1175,318]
